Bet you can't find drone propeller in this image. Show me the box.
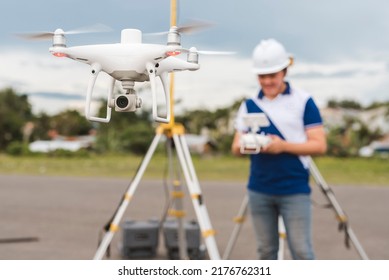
[145,20,214,36]
[16,23,112,40]
[181,47,236,56]
[17,32,55,40]
[196,50,236,55]
[175,20,214,34]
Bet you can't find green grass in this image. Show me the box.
[0,154,388,186]
[312,156,389,186]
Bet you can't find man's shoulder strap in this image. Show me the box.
[245,98,263,113]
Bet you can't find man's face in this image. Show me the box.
[257,70,286,99]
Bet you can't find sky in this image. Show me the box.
[1,0,389,116]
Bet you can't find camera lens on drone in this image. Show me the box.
[116,96,129,109]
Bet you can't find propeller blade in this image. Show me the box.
[16,24,112,41]
[176,20,214,34]
[16,32,54,40]
[144,31,168,36]
[180,47,236,56]
[197,50,236,55]
[145,19,214,36]
[65,23,112,35]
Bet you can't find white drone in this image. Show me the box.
[20,24,231,123]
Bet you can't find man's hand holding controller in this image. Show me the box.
[240,133,272,154]
[240,113,272,154]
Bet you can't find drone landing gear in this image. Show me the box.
[223,158,369,260]
[93,124,220,260]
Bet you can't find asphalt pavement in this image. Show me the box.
[0,174,388,260]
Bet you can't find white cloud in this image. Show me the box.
[0,50,88,93]
[1,49,389,117]
[290,60,389,107]
[173,56,254,112]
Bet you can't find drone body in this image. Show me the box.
[48,28,201,123]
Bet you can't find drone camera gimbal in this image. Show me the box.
[108,86,142,113]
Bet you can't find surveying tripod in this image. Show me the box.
[222,157,369,260]
[94,123,221,260]
[93,0,220,260]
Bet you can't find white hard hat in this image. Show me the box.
[252,39,292,75]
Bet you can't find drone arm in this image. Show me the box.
[146,63,171,123]
[157,56,200,72]
[85,63,113,123]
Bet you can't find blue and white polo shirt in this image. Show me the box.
[234,82,323,195]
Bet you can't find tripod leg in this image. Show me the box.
[172,133,221,260]
[165,139,189,260]
[93,133,162,260]
[223,195,287,260]
[171,180,189,260]
[223,195,249,259]
[309,157,369,260]
[277,216,286,260]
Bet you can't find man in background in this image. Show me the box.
[231,39,327,259]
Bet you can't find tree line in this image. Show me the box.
[0,88,239,156]
[0,87,386,157]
